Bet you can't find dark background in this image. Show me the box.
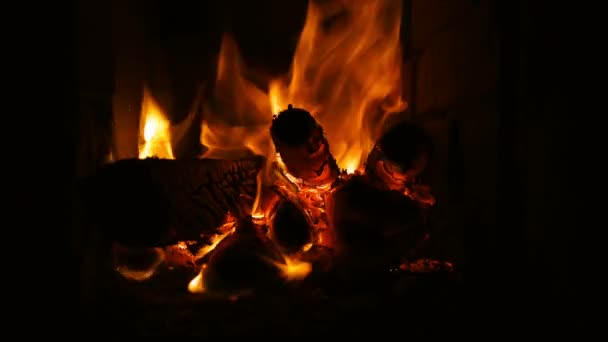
[9,0,581,335]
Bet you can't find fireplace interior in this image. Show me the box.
[43,0,579,336]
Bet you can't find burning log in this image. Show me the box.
[202,219,286,293]
[270,105,340,186]
[326,175,428,274]
[270,198,313,254]
[80,156,265,247]
[112,244,165,281]
[365,121,436,207]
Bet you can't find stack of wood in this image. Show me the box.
[80,105,448,292]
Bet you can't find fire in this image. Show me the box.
[272,255,312,281]
[202,0,405,173]
[187,218,235,294]
[194,221,236,261]
[115,0,435,293]
[269,0,406,171]
[138,87,174,159]
[188,265,206,294]
[199,35,274,162]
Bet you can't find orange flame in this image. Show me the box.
[200,36,274,162]
[139,87,174,159]
[202,0,406,173]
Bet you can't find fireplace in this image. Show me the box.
[67,0,555,336]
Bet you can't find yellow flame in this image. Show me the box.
[250,172,264,217]
[272,255,312,281]
[200,0,405,172]
[138,87,174,159]
[302,243,313,252]
[188,265,206,294]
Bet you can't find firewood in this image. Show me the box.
[203,219,285,293]
[365,121,434,193]
[270,104,340,186]
[79,156,265,247]
[326,175,428,273]
[111,243,165,280]
[270,199,313,254]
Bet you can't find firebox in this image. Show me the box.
[74,0,500,335]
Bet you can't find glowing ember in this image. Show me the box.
[164,242,195,269]
[399,259,454,273]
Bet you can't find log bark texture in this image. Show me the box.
[79,156,265,247]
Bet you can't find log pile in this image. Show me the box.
[81,105,452,294]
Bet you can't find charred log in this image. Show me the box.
[79,156,265,247]
[270,199,313,254]
[326,175,428,273]
[365,121,434,203]
[112,244,165,277]
[203,219,285,293]
[270,105,340,186]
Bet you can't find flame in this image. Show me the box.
[139,87,174,159]
[188,220,236,294]
[250,173,264,218]
[270,0,406,170]
[272,255,312,281]
[201,0,405,173]
[188,265,206,294]
[200,36,274,162]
